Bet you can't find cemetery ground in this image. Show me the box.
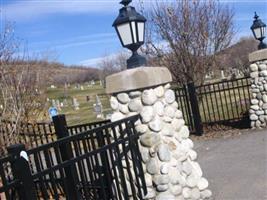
[46,81,111,126]
[194,129,267,200]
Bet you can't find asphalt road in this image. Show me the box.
[194,130,267,200]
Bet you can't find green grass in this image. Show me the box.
[46,81,112,126]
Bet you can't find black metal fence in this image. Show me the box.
[174,77,251,134]
[0,115,147,200]
[0,119,110,156]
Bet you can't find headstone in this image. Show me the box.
[63,99,68,107]
[0,105,3,110]
[56,100,61,111]
[81,85,84,90]
[51,99,56,107]
[221,70,225,79]
[94,95,103,118]
[91,80,95,85]
[50,85,56,89]
[73,98,80,110]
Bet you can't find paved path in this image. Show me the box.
[194,130,267,200]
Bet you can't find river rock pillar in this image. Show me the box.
[249,49,267,128]
[106,67,212,200]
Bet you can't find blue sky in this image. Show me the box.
[1,0,267,68]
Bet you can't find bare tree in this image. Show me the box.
[98,52,128,84]
[140,0,234,85]
[0,23,48,154]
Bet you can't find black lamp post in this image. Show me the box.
[251,12,267,50]
[113,0,147,69]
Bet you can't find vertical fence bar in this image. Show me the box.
[187,82,203,135]
[7,144,37,200]
[52,115,81,200]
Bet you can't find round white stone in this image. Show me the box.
[175,110,183,119]
[140,132,160,147]
[171,101,179,109]
[191,188,201,199]
[259,64,267,71]
[110,96,119,110]
[146,158,159,175]
[250,72,259,78]
[157,184,169,192]
[250,114,258,121]
[153,174,170,185]
[160,163,169,174]
[119,104,129,114]
[140,106,154,123]
[155,192,175,200]
[182,187,191,199]
[128,99,142,112]
[164,106,176,118]
[170,185,182,195]
[186,174,199,188]
[197,177,209,190]
[158,144,171,162]
[182,160,193,175]
[145,174,153,187]
[153,101,164,116]
[263,95,267,103]
[143,188,156,199]
[251,99,259,105]
[165,89,176,104]
[149,117,162,132]
[111,112,125,122]
[200,189,212,199]
[164,83,171,89]
[142,89,157,105]
[179,126,190,138]
[250,63,258,72]
[154,86,165,97]
[117,93,130,104]
[171,119,185,131]
[129,91,141,98]
[135,124,148,134]
[161,123,174,137]
[187,150,197,161]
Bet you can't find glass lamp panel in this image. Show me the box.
[261,26,266,38]
[131,21,137,43]
[137,22,145,42]
[254,28,262,39]
[117,23,133,46]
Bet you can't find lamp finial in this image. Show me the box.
[120,0,132,7]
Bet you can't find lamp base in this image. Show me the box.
[127,52,147,69]
[259,41,267,50]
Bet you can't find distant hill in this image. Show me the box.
[1,60,100,86]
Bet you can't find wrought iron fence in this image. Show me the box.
[174,77,251,134]
[0,115,147,200]
[0,119,110,156]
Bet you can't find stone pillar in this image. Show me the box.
[106,67,211,200]
[249,49,267,129]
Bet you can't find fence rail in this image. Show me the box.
[174,77,251,134]
[0,115,147,200]
[0,119,110,156]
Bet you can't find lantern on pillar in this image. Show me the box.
[251,12,267,50]
[113,0,147,69]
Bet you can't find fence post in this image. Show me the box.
[52,115,81,200]
[7,144,37,200]
[187,82,204,136]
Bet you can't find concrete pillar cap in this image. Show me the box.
[105,66,172,94]
[249,49,267,63]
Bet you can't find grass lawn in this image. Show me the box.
[46,81,112,126]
